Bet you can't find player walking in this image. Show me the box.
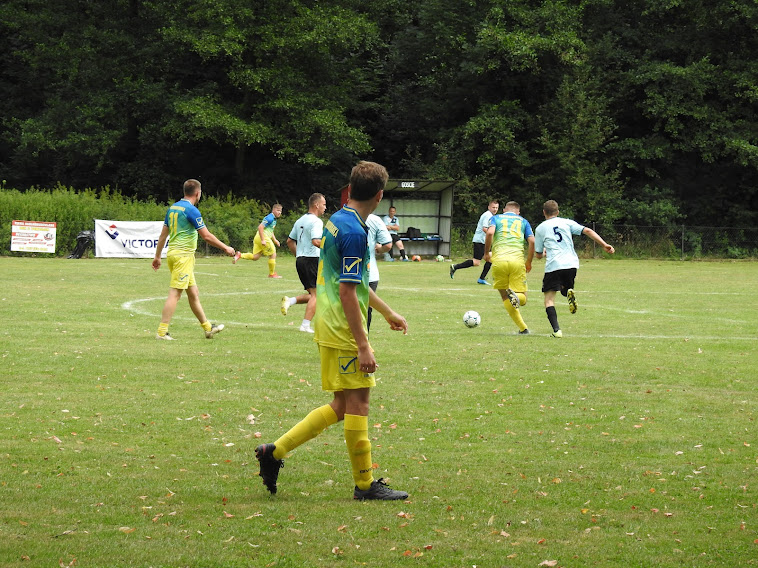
[534,199,615,337]
[152,179,236,340]
[255,161,409,501]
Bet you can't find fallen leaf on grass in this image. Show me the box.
[539,561,558,567]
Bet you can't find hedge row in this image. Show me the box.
[0,184,302,257]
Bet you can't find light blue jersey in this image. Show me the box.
[366,214,392,283]
[472,210,494,244]
[534,217,586,273]
[289,213,324,258]
[382,214,399,235]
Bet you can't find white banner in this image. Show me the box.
[95,219,168,258]
[11,220,57,253]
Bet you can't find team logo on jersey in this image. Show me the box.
[342,257,361,276]
[338,356,357,374]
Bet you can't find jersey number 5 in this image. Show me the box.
[553,226,563,242]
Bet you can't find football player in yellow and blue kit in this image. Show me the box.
[256,161,410,501]
[234,204,283,278]
[484,201,535,334]
[152,179,236,340]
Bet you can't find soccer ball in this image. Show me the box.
[436,254,444,262]
[463,310,481,328]
[412,255,421,262]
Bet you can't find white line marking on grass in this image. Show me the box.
[121,290,301,326]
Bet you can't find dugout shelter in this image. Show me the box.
[339,179,456,257]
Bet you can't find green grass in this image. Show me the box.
[1,256,756,567]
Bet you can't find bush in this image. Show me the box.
[0,184,270,257]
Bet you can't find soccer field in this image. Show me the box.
[1,257,756,567]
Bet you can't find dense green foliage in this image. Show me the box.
[0,184,301,256]
[1,0,756,226]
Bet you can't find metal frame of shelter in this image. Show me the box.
[339,179,456,257]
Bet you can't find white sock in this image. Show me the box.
[301,319,311,328]
[288,297,297,307]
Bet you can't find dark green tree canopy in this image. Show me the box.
[1,0,756,225]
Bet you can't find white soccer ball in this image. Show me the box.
[463,310,481,328]
[436,254,444,262]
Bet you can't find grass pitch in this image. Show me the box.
[1,256,756,567]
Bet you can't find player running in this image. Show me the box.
[484,201,535,334]
[534,199,615,337]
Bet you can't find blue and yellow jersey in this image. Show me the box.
[259,212,277,239]
[164,199,205,256]
[313,206,370,350]
[490,212,533,263]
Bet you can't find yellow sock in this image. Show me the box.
[157,322,169,336]
[503,300,528,332]
[273,405,338,460]
[268,258,276,275]
[344,414,373,490]
[516,292,527,306]
[201,321,212,333]
[241,253,255,260]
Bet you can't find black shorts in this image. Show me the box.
[390,234,400,244]
[296,256,319,290]
[542,268,577,295]
[472,242,485,260]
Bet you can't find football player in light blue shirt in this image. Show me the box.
[365,213,393,332]
[450,200,499,284]
[382,206,409,261]
[534,199,615,337]
[282,193,327,332]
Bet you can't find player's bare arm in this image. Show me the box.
[287,237,297,255]
[258,223,267,245]
[152,225,170,271]
[525,236,535,273]
[582,228,615,254]
[339,282,376,373]
[483,225,495,263]
[368,288,408,334]
[198,227,235,256]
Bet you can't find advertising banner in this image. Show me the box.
[95,219,167,258]
[11,220,57,253]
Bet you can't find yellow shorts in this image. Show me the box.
[168,254,196,290]
[253,234,276,257]
[319,345,376,392]
[492,259,527,292]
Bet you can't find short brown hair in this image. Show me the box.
[349,161,388,201]
[183,179,201,196]
[308,193,325,208]
[543,200,559,216]
[505,201,520,210]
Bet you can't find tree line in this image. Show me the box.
[1,0,756,226]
